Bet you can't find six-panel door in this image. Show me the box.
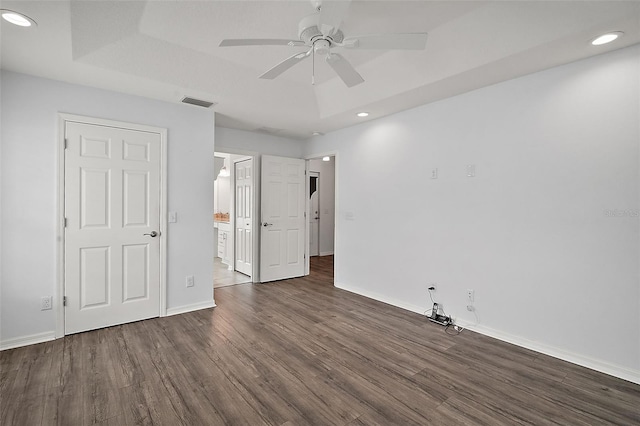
[260,155,306,282]
[64,121,161,334]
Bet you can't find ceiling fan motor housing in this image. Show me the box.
[298,12,344,51]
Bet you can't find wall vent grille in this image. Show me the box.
[181,97,216,108]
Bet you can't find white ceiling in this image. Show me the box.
[1,1,639,139]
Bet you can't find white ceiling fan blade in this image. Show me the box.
[259,50,312,80]
[318,0,351,37]
[326,53,364,88]
[343,33,428,50]
[219,39,305,47]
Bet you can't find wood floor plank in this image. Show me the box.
[119,379,186,426]
[0,368,18,424]
[436,396,525,426]
[0,344,26,372]
[54,333,85,426]
[1,255,639,426]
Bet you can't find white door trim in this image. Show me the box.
[56,113,168,338]
[309,171,320,258]
[233,156,254,277]
[215,149,260,282]
[304,151,339,278]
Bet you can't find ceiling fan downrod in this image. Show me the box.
[312,45,315,85]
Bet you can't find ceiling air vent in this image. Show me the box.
[181,97,216,108]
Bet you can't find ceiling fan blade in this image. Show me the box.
[318,0,351,37]
[259,50,312,80]
[219,39,305,47]
[326,53,364,88]
[343,33,428,50]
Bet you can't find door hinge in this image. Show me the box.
[63,296,67,306]
[64,138,68,149]
[64,218,68,227]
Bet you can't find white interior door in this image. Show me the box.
[309,172,320,257]
[64,121,161,334]
[260,155,306,282]
[235,159,253,276]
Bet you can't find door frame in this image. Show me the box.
[56,113,168,338]
[214,149,260,282]
[308,171,320,257]
[304,152,338,276]
[232,156,254,277]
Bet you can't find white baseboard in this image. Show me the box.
[334,281,640,385]
[456,321,640,385]
[1,301,217,350]
[320,251,334,256]
[166,299,216,317]
[0,331,56,351]
[335,281,426,316]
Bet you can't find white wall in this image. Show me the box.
[309,158,335,255]
[215,127,303,158]
[0,71,215,346]
[304,45,640,383]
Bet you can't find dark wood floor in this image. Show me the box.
[2,255,639,425]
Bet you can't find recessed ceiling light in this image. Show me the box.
[591,32,623,46]
[356,112,369,117]
[322,156,331,162]
[1,10,37,27]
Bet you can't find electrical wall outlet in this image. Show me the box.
[186,275,195,288]
[467,289,474,302]
[41,296,52,311]
[466,164,476,177]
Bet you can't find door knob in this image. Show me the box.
[144,231,159,237]
[262,222,273,227]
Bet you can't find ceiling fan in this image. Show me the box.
[218,0,428,88]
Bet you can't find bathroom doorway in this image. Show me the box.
[214,151,254,288]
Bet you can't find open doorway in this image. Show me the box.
[306,156,335,278]
[309,171,320,257]
[214,152,254,288]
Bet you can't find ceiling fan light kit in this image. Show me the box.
[219,0,427,88]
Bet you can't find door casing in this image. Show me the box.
[56,113,168,338]
[304,153,338,276]
[214,150,260,283]
[233,157,253,277]
[309,171,320,257]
